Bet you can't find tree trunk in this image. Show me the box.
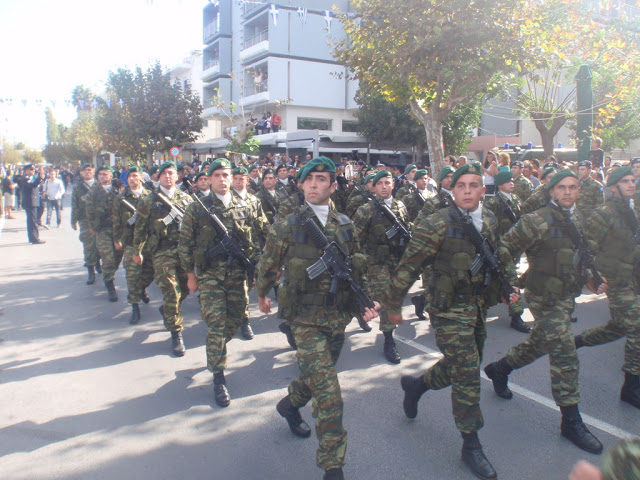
[409,98,446,180]
[531,113,567,158]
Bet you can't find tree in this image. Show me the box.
[24,149,44,164]
[1,144,22,165]
[68,110,103,166]
[334,0,542,177]
[42,107,71,166]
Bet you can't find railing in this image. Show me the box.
[243,30,268,50]
[243,0,267,16]
[204,58,220,70]
[243,82,268,97]
[203,20,219,42]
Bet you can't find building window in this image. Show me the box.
[342,120,359,133]
[297,117,332,131]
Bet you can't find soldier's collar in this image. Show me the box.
[499,191,512,201]
[159,185,176,198]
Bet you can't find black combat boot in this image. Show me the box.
[383,330,401,364]
[509,315,531,333]
[86,266,96,285]
[484,358,513,399]
[401,375,429,419]
[323,468,344,480]
[141,290,150,304]
[411,294,427,320]
[130,304,140,325]
[461,432,498,480]
[276,395,311,438]
[574,335,584,349]
[95,261,102,275]
[105,280,118,302]
[560,404,603,454]
[620,373,640,409]
[356,314,372,332]
[240,318,254,340]
[273,285,279,298]
[213,372,230,407]
[171,330,186,357]
[279,321,297,350]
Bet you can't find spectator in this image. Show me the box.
[457,155,467,167]
[483,150,499,195]
[19,164,46,244]
[43,169,65,227]
[2,169,16,219]
[445,155,457,167]
[523,162,541,188]
[498,152,511,168]
[271,110,282,133]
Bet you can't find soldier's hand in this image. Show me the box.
[361,302,380,322]
[568,460,602,480]
[504,287,520,306]
[587,278,608,295]
[132,253,143,265]
[187,273,198,293]
[114,241,123,251]
[258,295,271,314]
[388,311,403,325]
[71,222,78,231]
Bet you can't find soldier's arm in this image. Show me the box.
[483,196,499,217]
[584,206,612,253]
[85,189,99,232]
[112,195,124,243]
[178,205,197,274]
[256,220,289,297]
[71,187,80,225]
[132,195,152,255]
[500,212,547,261]
[351,204,371,253]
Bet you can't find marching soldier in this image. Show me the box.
[71,163,100,285]
[394,163,418,201]
[247,164,261,193]
[133,162,193,357]
[255,168,280,225]
[86,165,123,302]
[276,163,298,196]
[519,166,557,215]
[484,169,606,455]
[575,160,604,220]
[179,159,262,407]
[344,173,375,218]
[575,166,640,410]
[483,169,531,333]
[384,162,520,480]
[353,170,410,364]
[511,160,534,202]
[256,157,379,480]
[192,171,211,198]
[402,169,435,222]
[112,166,154,325]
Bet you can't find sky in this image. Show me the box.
[0,0,206,149]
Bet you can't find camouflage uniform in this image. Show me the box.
[414,189,454,224]
[255,185,280,224]
[330,176,351,213]
[520,184,551,215]
[513,175,534,202]
[276,178,299,197]
[86,183,122,282]
[71,179,99,268]
[344,186,372,218]
[394,181,417,202]
[178,192,261,374]
[278,190,305,219]
[133,188,193,332]
[256,206,369,471]
[575,176,604,220]
[112,186,154,304]
[384,205,515,433]
[402,189,435,223]
[578,197,640,376]
[601,439,640,480]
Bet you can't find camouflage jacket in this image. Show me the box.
[345,188,373,218]
[112,186,152,247]
[255,186,280,224]
[276,178,299,197]
[395,181,417,202]
[520,184,550,215]
[85,183,119,233]
[403,189,435,223]
[513,175,534,202]
[414,189,454,225]
[71,179,94,224]
[483,191,522,237]
[232,189,269,247]
[575,176,604,220]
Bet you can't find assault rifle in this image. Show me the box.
[155,191,185,226]
[260,188,278,218]
[496,192,518,224]
[120,198,138,226]
[374,198,412,247]
[458,209,515,302]
[189,186,255,281]
[550,203,605,291]
[439,190,454,209]
[300,209,374,315]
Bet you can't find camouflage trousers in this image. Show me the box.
[122,245,154,304]
[198,270,248,374]
[78,220,99,267]
[422,310,487,434]
[95,230,122,283]
[367,263,396,332]
[505,295,579,406]
[152,247,189,332]
[579,280,640,375]
[289,323,346,471]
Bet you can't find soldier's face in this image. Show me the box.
[233,174,247,191]
[98,170,113,185]
[577,166,591,181]
[210,168,231,195]
[302,172,336,206]
[263,174,276,190]
[452,174,485,211]
[632,163,640,179]
[365,180,374,192]
[499,179,515,194]
[277,168,288,180]
[440,173,453,190]
[128,172,142,189]
[249,170,259,179]
[196,176,210,191]
[550,177,580,209]
[159,168,177,189]
[511,165,521,177]
[374,177,393,199]
[415,176,427,190]
[81,168,95,181]
[614,175,636,199]
[406,169,417,181]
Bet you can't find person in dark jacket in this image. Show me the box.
[20,164,46,244]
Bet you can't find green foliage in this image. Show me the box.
[24,149,44,164]
[226,127,260,154]
[1,144,22,164]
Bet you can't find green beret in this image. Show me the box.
[451,162,483,187]
[364,173,376,184]
[232,166,248,175]
[194,172,208,182]
[547,168,578,189]
[276,163,288,172]
[295,168,303,180]
[494,169,514,186]
[299,157,336,183]
[372,170,392,186]
[606,165,633,187]
[82,163,93,170]
[439,165,455,183]
[207,158,232,175]
[127,166,143,175]
[414,169,428,181]
[157,161,177,178]
[177,165,185,172]
[404,164,417,175]
[248,165,259,173]
[262,168,275,179]
[97,165,113,173]
[149,165,159,175]
[540,167,556,181]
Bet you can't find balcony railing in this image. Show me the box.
[243,82,268,97]
[205,58,220,70]
[243,0,267,16]
[244,30,268,50]
[203,20,219,43]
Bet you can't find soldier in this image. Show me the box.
[231,165,269,340]
[511,160,533,202]
[344,173,375,218]
[574,166,640,409]
[402,169,435,222]
[178,159,261,407]
[276,163,298,196]
[71,163,99,285]
[278,168,305,219]
[132,161,193,357]
[247,164,261,193]
[86,165,123,302]
[148,165,160,190]
[519,166,556,215]
[331,165,351,213]
[255,167,280,224]
[484,169,606,455]
[353,170,410,363]
[192,171,211,198]
[256,157,379,480]
[575,160,604,220]
[483,169,531,333]
[384,162,520,480]
[394,163,418,201]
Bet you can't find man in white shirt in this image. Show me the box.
[44,169,65,227]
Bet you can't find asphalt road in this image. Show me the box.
[0,193,637,480]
